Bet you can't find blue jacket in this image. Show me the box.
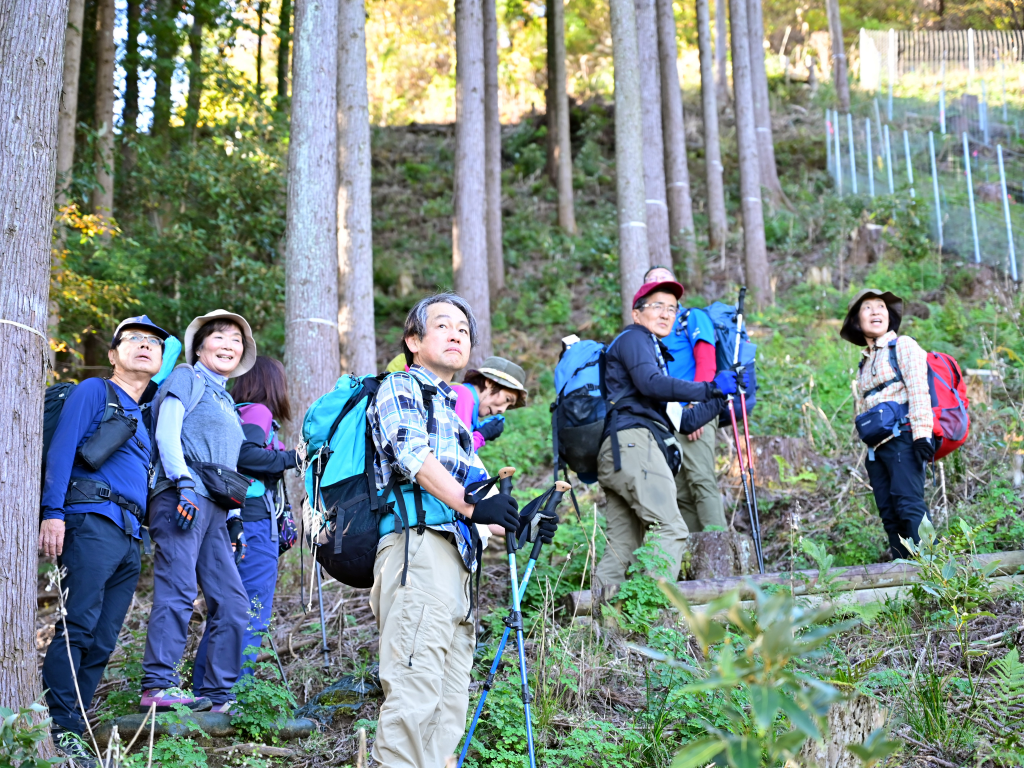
[41,378,151,538]
[662,307,714,382]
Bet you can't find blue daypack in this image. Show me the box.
[550,335,625,485]
[703,301,759,427]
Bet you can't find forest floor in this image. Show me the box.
[36,81,1024,767]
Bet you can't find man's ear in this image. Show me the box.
[404,334,421,356]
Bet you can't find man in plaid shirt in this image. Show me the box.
[367,293,528,768]
[842,289,933,559]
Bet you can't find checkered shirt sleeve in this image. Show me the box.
[856,332,933,441]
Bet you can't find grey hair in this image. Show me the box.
[402,293,478,365]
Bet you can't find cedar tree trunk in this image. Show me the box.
[609,0,650,323]
[729,0,770,307]
[56,0,85,206]
[483,0,505,296]
[337,0,377,375]
[696,0,727,251]
[151,0,180,138]
[715,0,728,105]
[656,0,697,285]
[285,0,341,434]
[453,0,492,365]
[0,0,67,709]
[93,0,115,218]
[277,0,293,109]
[550,0,577,234]
[747,0,783,204]
[184,8,205,136]
[825,0,850,112]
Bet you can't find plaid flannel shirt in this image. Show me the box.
[854,331,933,443]
[368,365,475,565]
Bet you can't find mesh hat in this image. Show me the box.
[465,357,529,408]
[840,289,904,346]
[184,309,258,378]
[110,315,169,348]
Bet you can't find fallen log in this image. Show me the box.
[564,550,1024,616]
[94,712,316,747]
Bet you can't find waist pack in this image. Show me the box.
[855,401,909,454]
[861,339,971,460]
[186,459,251,509]
[42,379,140,474]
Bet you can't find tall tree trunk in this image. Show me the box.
[93,0,115,218]
[550,0,576,235]
[714,0,728,105]
[152,0,180,138]
[256,0,265,92]
[729,0,770,308]
[453,0,492,366]
[696,0,727,252]
[634,0,671,268]
[747,0,783,204]
[122,0,141,171]
[544,3,555,185]
[185,9,204,136]
[337,0,376,375]
[656,0,697,286]
[276,0,292,109]
[609,0,650,324]
[825,0,850,112]
[56,0,85,207]
[483,0,505,297]
[0,0,66,710]
[285,0,340,435]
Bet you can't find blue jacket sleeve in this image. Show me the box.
[41,379,105,520]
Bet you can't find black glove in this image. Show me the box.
[175,479,200,531]
[227,517,247,565]
[913,437,935,465]
[476,416,505,442]
[517,509,559,545]
[472,493,519,532]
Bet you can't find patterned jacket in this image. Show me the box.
[854,331,932,443]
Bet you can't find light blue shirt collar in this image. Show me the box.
[195,360,229,388]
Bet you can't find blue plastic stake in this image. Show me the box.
[998,145,1019,282]
[903,130,915,198]
[884,125,895,194]
[834,110,844,196]
[847,113,858,195]
[866,119,876,198]
[963,132,981,264]
[929,131,942,249]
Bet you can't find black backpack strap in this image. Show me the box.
[101,380,120,419]
[864,340,903,398]
[412,483,427,535]
[610,410,622,473]
[391,485,413,586]
[419,383,437,436]
[65,479,144,526]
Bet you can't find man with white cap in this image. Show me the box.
[140,310,257,713]
[41,315,167,765]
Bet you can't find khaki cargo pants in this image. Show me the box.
[675,425,727,532]
[595,427,689,587]
[369,529,474,768]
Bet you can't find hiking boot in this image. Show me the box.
[53,729,97,768]
[140,687,213,712]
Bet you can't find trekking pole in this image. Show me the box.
[267,632,290,687]
[731,287,765,574]
[725,287,764,574]
[457,481,571,768]
[314,560,330,668]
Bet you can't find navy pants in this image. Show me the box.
[42,513,141,734]
[193,516,278,690]
[141,489,248,704]
[865,431,930,559]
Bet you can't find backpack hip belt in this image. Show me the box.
[65,479,144,528]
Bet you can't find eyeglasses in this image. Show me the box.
[640,302,678,316]
[120,333,164,347]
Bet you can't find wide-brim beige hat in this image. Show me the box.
[840,289,904,346]
[465,356,529,408]
[184,309,258,378]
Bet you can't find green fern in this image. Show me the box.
[986,648,1024,724]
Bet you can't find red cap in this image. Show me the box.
[632,280,684,307]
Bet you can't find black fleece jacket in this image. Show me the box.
[604,324,725,436]
[237,423,297,522]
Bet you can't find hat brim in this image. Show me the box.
[465,367,529,408]
[184,310,258,377]
[840,290,904,346]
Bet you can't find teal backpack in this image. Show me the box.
[302,372,443,588]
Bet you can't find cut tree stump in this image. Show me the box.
[798,694,884,768]
[683,531,756,580]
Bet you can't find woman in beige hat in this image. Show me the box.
[141,310,257,714]
[841,289,932,560]
[454,356,529,452]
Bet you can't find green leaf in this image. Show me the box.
[772,730,809,757]
[941,558,957,580]
[779,696,822,741]
[724,736,762,768]
[671,738,726,768]
[749,685,781,732]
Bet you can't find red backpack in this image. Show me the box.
[880,340,971,460]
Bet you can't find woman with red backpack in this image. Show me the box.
[842,289,934,560]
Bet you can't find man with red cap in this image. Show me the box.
[594,279,744,593]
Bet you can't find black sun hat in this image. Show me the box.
[840,289,904,346]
